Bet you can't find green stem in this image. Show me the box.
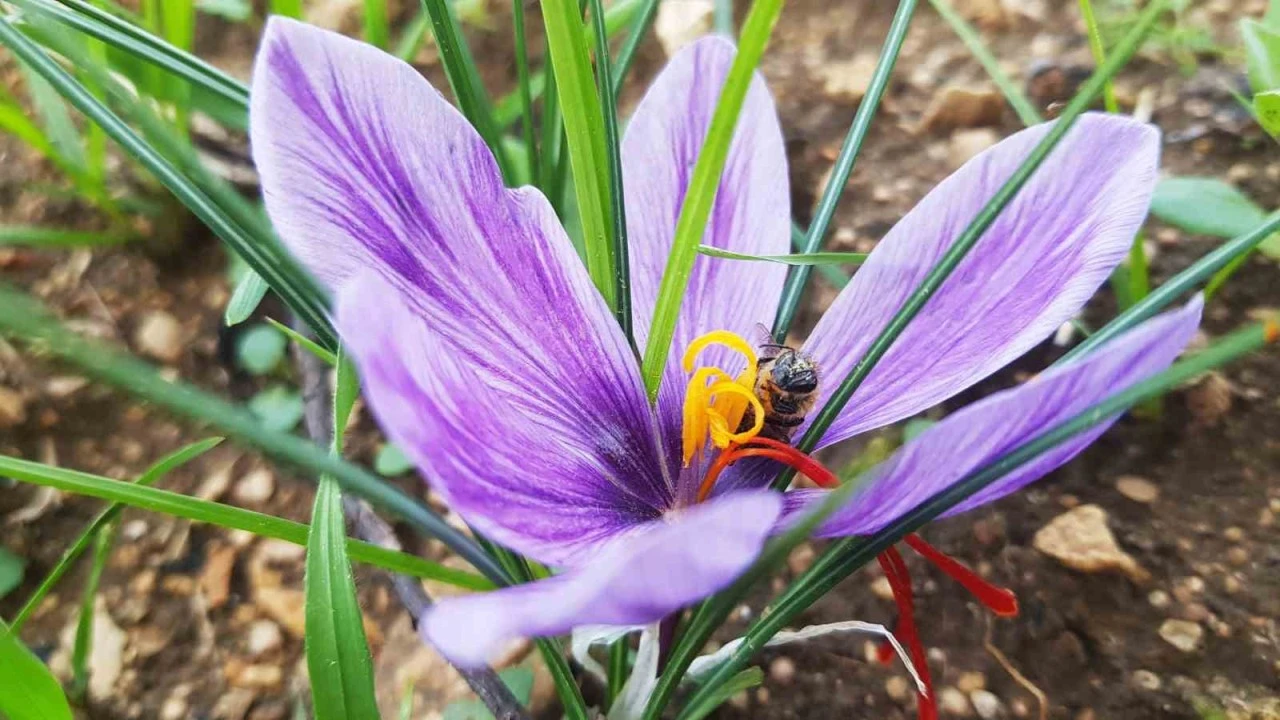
[419,0,515,182]
[512,0,539,185]
[588,0,633,342]
[772,0,916,340]
[1079,0,1119,113]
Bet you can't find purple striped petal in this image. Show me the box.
[420,491,782,668]
[622,37,790,488]
[780,297,1202,537]
[337,271,668,567]
[800,114,1161,450]
[252,20,673,562]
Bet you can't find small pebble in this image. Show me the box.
[1148,590,1171,609]
[970,690,1002,719]
[871,576,895,601]
[885,676,912,702]
[1179,602,1210,623]
[768,656,796,686]
[938,686,972,717]
[160,697,188,720]
[1115,475,1160,503]
[1223,575,1242,594]
[246,620,283,657]
[233,468,275,505]
[957,671,986,693]
[1223,526,1245,542]
[1159,619,1204,653]
[1227,547,1249,566]
[133,311,184,364]
[1131,669,1162,691]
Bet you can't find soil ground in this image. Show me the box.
[1,0,1278,718]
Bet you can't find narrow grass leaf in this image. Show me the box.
[226,269,270,326]
[0,100,57,158]
[418,0,513,181]
[271,0,304,18]
[698,245,868,266]
[395,9,432,60]
[363,0,390,48]
[0,284,509,585]
[1079,0,1119,113]
[19,60,87,172]
[0,226,124,246]
[588,0,631,336]
[11,438,223,631]
[20,0,248,108]
[542,0,616,307]
[493,0,641,127]
[681,668,763,720]
[682,319,1278,712]
[0,548,23,600]
[69,523,111,701]
[772,0,915,339]
[612,0,660,94]
[640,0,785,398]
[265,317,338,366]
[0,619,72,720]
[929,0,1042,126]
[791,223,848,288]
[0,454,493,590]
[305,472,380,719]
[511,0,538,184]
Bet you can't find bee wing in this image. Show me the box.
[751,322,786,360]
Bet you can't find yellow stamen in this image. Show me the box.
[680,330,766,465]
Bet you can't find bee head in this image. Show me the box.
[771,350,818,393]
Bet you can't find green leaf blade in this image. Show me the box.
[1150,176,1268,239]
[305,477,380,720]
[0,620,73,720]
[542,0,616,307]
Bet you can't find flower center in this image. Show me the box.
[680,330,767,466]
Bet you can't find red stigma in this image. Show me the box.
[875,536,1020,720]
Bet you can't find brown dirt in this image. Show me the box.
[2,0,1279,718]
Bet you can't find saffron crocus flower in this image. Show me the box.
[250,18,1201,667]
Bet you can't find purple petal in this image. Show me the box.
[337,271,669,566]
[420,491,782,668]
[781,297,1202,537]
[622,37,790,487]
[801,114,1161,449]
[253,20,674,562]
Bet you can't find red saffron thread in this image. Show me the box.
[904,534,1019,617]
[878,548,936,720]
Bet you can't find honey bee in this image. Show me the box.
[736,329,820,444]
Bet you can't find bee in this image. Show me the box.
[736,328,820,444]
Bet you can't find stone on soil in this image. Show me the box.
[1032,504,1149,582]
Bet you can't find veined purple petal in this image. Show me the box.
[801,114,1161,450]
[253,20,674,560]
[779,297,1202,537]
[336,268,668,567]
[420,491,782,668]
[622,36,790,493]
